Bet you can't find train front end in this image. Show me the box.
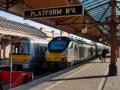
[45,37,70,63]
[9,39,30,70]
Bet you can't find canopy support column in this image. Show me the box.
[109,23,117,76]
[109,0,117,76]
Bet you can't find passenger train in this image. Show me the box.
[9,37,48,72]
[45,37,110,67]
[9,36,110,72]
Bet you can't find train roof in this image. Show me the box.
[52,36,82,42]
[13,37,49,44]
[51,36,95,46]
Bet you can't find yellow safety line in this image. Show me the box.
[44,64,92,90]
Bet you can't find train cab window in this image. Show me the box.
[11,44,19,54]
[49,41,66,50]
[23,43,29,54]
[48,37,70,53]
[19,43,29,54]
[11,43,29,55]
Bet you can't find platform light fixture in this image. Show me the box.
[105,42,108,44]
[82,25,87,33]
[70,0,73,4]
[99,38,102,42]
[81,0,87,34]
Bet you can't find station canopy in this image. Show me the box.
[0,0,120,45]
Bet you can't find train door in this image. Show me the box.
[78,44,80,61]
[119,48,120,58]
[33,44,41,67]
[72,42,76,62]
[68,42,74,62]
[74,43,78,61]
[88,46,91,57]
[79,43,82,61]
[77,43,79,61]
[79,44,82,61]
[87,45,90,58]
[39,45,47,62]
[34,44,47,62]
[86,45,90,59]
[81,44,84,61]
[81,44,84,60]
[90,47,93,58]
[93,46,96,56]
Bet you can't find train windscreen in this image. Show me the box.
[50,41,66,50]
[48,40,69,53]
[11,43,29,55]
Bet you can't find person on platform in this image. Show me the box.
[101,49,107,63]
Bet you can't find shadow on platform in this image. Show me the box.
[90,61,110,63]
[48,75,108,82]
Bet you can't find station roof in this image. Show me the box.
[0,0,120,45]
[0,17,47,37]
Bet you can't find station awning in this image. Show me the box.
[0,0,120,45]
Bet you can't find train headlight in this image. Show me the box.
[62,57,67,62]
[46,58,50,61]
[24,59,27,62]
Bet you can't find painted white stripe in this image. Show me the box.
[98,69,108,90]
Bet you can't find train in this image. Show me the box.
[9,36,110,72]
[9,37,48,72]
[45,37,110,68]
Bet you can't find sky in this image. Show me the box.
[0,10,92,42]
[0,11,60,33]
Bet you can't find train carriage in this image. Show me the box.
[9,37,48,72]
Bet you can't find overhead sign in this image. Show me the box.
[24,5,84,19]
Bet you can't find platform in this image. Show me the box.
[11,57,120,90]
